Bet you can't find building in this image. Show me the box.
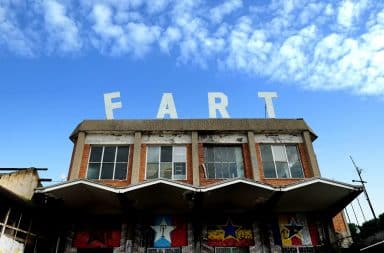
[31,119,362,253]
[0,168,58,252]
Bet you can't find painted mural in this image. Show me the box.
[72,227,121,248]
[278,214,313,247]
[207,218,254,247]
[151,216,187,248]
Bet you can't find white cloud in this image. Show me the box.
[1,0,384,96]
[43,0,82,52]
[210,0,242,24]
[0,5,34,56]
[159,26,181,53]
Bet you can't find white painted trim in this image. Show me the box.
[121,179,196,193]
[142,134,191,144]
[199,134,247,143]
[85,134,135,144]
[255,134,303,143]
[200,179,275,192]
[281,178,357,191]
[35,180,119,193]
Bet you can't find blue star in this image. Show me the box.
[220,219,241,239]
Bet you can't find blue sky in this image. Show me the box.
[0,0,383,223]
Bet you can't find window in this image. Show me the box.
[260,144,304,178]
[87,146,129,180]
[204,146,244,179]
[146,146,187,180]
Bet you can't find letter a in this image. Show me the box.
[157,93,178,119]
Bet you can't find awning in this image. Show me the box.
[199,179,275,210]
[273,178,362,215]
[35,178,362,215]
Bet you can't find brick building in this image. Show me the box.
[35,119,362,253]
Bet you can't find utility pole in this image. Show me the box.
[350,156,377,221]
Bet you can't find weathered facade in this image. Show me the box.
[31,119,362,253]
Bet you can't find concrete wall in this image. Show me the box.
[0,169,40,200]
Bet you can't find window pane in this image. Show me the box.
[160,146,172,162]
[229,163,238,178]
[276,161,289,178]
[116,147,129,162]
[221,163,230,178]
[147,146,160,163]
[206,163,215,179]
[286,145,304,178]
[146,163,159,179]
[173,146,186,162]
[160,162,172,179]
[87,163,100,179]
[103,147,116,163]
[263,161,277,178]
[272,145,287,162]
[291,164,304,178]
[100,163,114,179]
[174,162,186,180]
[89,147,103,162]
[260,145,273,162]
[115,163,128,180]
[260,145,277,178]
[205,147,214,162]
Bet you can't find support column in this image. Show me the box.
[131,132,142,184]
[302,131,321,177]
[247,131,260,181]
[192,131,200,186]
[68,131,85,180]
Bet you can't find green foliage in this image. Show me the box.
[348,212,384,239]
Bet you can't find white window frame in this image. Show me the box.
[260,144,304,179]
[87,145,129,180]
[145,145,187,180]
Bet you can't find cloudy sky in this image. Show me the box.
[1,0,383,223]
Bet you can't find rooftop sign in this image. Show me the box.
[104,92,278,120]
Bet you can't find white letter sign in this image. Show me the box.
[208,92,230,118]
[258,92,278,118]
[157,93,178,119]
[104,92,122,119]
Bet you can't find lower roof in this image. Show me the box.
[35,178,361,216]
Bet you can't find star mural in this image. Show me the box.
[284,218,304,238]
[151,216,176,247]
[220,219,241,239]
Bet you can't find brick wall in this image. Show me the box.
[242,143,253,179]
[78,144,90,179]
[139,144,147,182]
[298,143,313,178]
[333,212,348,234]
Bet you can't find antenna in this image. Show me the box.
[350,156,377,221]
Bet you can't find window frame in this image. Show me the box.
[145,145,187,180]
[203,145,245,179]
[260,144,304,179]
[86,145,130,180]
